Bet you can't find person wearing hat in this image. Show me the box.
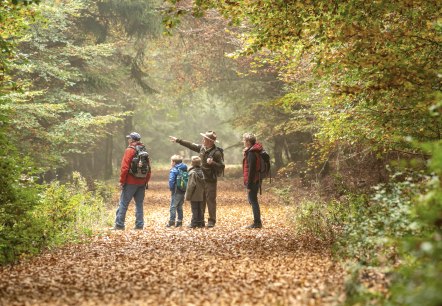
[169,131,225,228]
[113,132,151,230]
[185,156,205,228]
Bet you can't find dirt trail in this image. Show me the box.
[0,175,344,306]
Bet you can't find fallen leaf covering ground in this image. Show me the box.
[0,174,345,306]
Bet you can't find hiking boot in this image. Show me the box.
[188,223,198,228]
[175,221,183,227]
[245,223,262,229]
[133,227,143,230]
[110,225,124,231]
[166,220,175,227]
[207,221,215,228]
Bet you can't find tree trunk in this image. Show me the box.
[272,135,284,170]
[104,134,113,179]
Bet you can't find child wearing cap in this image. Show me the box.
[185,156,205,228]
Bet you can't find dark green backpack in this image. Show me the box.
[176,168,189,191]
[208,147,224,177]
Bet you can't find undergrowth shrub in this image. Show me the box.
[0,174,42,264]
[335,146,442,306]
[335,173,423,265]
[289,199,346,243]
[1,168,114,265]
[35,172,114,246]
[224,164,243,178]
[336,173,425,304]
[285,167,432,304]
[278,182,347,243]
[271,185,294,206]
[387,141,442,306]
[0,106,42,264]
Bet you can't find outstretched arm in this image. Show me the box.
[170,136,201,153]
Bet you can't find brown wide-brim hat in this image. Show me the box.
[200,131,218,143]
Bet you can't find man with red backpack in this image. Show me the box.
[113,132,151,230]
[242,132,264,228]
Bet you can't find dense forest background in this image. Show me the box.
[2,0,288,181]
[1,0,441,305]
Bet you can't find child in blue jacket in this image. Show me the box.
[167,154,188,227]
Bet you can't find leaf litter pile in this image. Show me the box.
[0,175,344,305]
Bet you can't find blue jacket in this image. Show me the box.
[169,162,188,192]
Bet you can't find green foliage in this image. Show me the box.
[1,27,43,264]
[290,199,344,243]
[0,0,43,265]
[166,0,442,167]
[35,172,114,245]
[281,169,430,303]
[331,143,442,305]
[1,0,116,265]
[0,0,38,76]
[0,114,42,264]
[387,141,442,306]
[96,0,162,38]
[0,143,42,264]
[0,157,113,264]
[2,0,166,177]
[335,176,422,265]
[2,0,130,170]
[270,184,294,206]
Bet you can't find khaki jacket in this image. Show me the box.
[176,139,224,183]
[185,166,205,201]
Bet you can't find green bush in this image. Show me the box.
[271,185,294,206]
[335,142,442,305]
[290,199,346,243]
[0,159,114,264]
[334,174,423,265]
[332,175,424,304]
[34,172,114,246]
[388,141,442,306]
[0,105,43,264]
[0,181,44,264]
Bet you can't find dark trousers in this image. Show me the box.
[190,201,204,226]
[202,181,217,224]
[248,182,261,224]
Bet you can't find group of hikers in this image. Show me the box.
[112,130,266,230]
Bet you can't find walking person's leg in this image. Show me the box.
[115,184,137,229]
[202,184,208,225]
[197,201,204,227]
[247,182,262,228]
[168,192,178,226]
[206,181,217,227]
[176,192,185,227]
[190,201,199,228]
[133,184,146,229]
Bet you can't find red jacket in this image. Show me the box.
[243,142,263,188]
[119,141,151,185]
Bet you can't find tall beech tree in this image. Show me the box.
[166,0,442,164]
[2,0,164,179]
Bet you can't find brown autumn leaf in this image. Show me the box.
[0,173,345,305]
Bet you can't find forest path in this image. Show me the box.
[0,174,344,306]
